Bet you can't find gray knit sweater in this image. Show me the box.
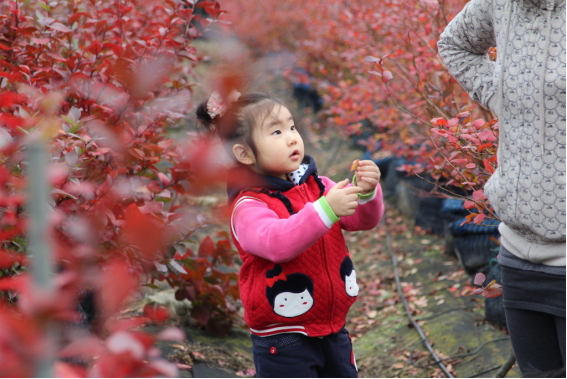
[438,0,566,266]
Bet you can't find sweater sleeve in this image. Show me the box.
[437,0,498,109]
[231,197,336,263]
[319,176,385,231]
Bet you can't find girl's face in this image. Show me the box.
[273,289,314,317]
[251,105,304,179]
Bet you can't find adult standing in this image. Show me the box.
[438,0,565,377]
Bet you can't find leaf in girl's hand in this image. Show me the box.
[350,159,360,171]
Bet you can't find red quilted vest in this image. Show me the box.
[231,175,357,337]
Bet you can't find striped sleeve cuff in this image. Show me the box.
[314,197,339,228]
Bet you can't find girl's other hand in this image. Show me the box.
[326,179,362,217]
[355,160,381,194]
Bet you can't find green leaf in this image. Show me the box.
[17,127,30,135]
[61,114,76,128]
[39,3,51,11]
[142,283,162,289]
[50,189,77,199]
[66,132,85,142]
[69,122,83,134]
[154,196,172,202]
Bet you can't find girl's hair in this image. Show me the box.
[196,92,284,157]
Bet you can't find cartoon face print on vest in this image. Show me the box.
[340,256,359,297]
[266,264,314,318]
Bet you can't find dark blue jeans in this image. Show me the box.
[250,328,358,378]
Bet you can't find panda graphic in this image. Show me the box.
[340,256,359,297]
[266,265,314,318]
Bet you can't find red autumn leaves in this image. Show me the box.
[468,272,503,298]
[0,0,234,376]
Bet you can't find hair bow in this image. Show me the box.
[266,272,287,287]
[206,89,241,119]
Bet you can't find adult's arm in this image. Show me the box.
[437,0,498,110]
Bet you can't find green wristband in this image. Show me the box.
[352,174,376,199]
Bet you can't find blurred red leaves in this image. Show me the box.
[0,303,43,377]
[143,303,171,324]
[0,0,235,376]
[0,249,27,268]
[97,258,139,322]
[123,203,166,262]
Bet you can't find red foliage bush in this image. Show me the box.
[223,0,499,223]
[0,0,239,376]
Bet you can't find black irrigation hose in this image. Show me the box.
[409,337,510,369]
[384,219,454,378]
[383,212,518,378]
[414,307,473,321]
[469,365,502,378]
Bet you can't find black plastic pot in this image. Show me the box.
[439,199,470,256]
[383,157,402,199]
[395,173,435,218]
[484,260,507,329]
[415,196,446,236]
[374,156,396,183]
[449,218,501,274]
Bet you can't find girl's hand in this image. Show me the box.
[326,179,363,217]
[354,160,381,194]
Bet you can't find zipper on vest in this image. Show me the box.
[302,180,335,329]
[320,236,336,330]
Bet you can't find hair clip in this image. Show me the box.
[206,89,241,119]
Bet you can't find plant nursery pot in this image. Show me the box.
[440,199,471,256]
[449,218,501,275]
[415,196,446,236]
[383,157,401,200]
[395,174,434,218]
[484,260,507,329]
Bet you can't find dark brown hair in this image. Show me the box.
[196,92,284,158]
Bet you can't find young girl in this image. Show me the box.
[196,90,385,378]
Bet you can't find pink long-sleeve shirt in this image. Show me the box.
[231,177,384,263]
